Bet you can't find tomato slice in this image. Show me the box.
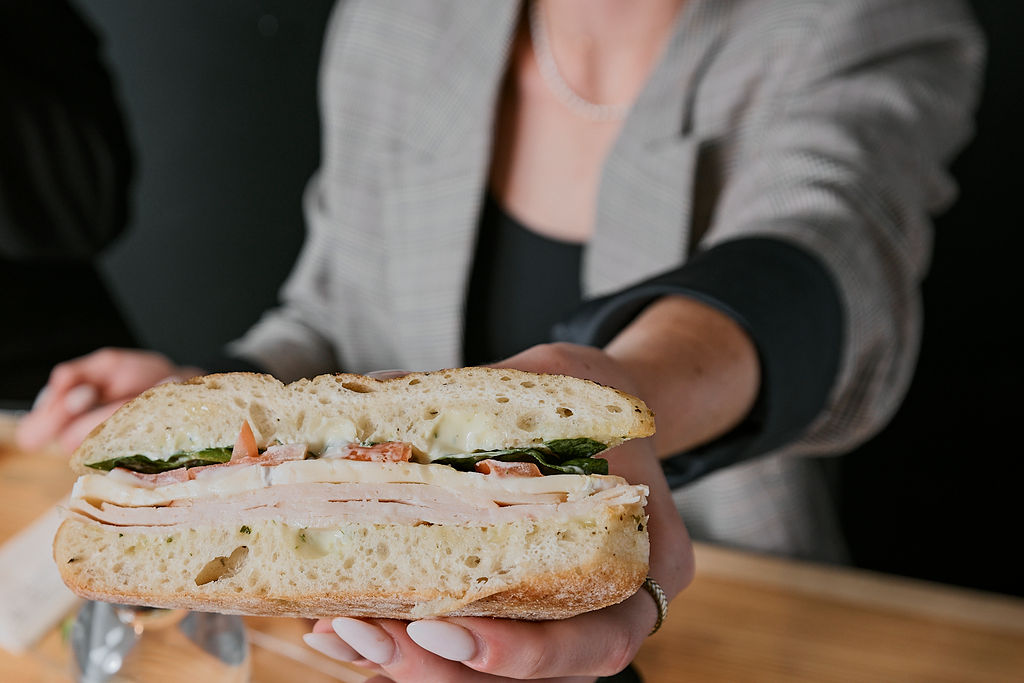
[231,421,259,462]
[474,459,542,477]
[336,442,413,463]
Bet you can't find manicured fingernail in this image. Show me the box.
[302,633,360,662]
[64,384,98,414]
[331,617,395,664]
[32,386,50,410]
[406,620,478,662]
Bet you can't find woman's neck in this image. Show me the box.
[535,0,687,105]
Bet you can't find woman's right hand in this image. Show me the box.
[15,347,203,454]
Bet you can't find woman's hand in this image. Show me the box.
[15,347,203,454]
[302,342,695,682]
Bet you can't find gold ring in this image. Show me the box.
[641,577,668,635]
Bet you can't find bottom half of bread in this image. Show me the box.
[54,505,648,620]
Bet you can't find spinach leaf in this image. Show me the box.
[433,439,609,476]
[86,447,233,473]
[542,438,607,459]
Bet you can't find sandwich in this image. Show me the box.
[54,368,654,620]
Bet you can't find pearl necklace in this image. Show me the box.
[528,0,631,123]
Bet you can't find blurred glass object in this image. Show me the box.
[70,602,249,682]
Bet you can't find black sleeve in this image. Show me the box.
[0,0,133,260]
[552,236,844,488]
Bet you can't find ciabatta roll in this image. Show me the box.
[54,368,654,620]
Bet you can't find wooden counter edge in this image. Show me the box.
[692,541,1024,634]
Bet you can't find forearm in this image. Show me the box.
[605,294,759,459]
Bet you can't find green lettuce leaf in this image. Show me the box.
[433,438,608,476]
[542,438,607,459]
[85,447,233,474]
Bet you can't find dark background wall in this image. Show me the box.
[74,0,334,366]
[72,0,1020,596]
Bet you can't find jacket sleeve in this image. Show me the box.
[710,0,984,457]
[560,0,984,480]
[0,0,133,260]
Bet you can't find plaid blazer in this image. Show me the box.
[232,0,983,560]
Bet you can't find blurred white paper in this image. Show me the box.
[0,503,80,653]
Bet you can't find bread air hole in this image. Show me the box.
[356,417,377,440]
[556,407,573,417]
[516,415,537,431]
[341,381,374,393]
[195,546,249,586]
[606,405,623,413]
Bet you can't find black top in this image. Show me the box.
[462,194,583,366]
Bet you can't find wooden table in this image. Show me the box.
[3,414,1023,682]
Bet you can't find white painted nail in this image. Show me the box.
[365,369,410,379]
[406,620,478,662]
[302,633,360,662]
[331,618,395,664]
[64,384,99,414]
[32,386,50,410]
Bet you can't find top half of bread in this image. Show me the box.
[70,368,655,474]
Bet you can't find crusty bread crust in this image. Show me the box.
[70,368,655,475]
[54,505,649,620]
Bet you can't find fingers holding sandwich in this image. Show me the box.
[489,342,643,400]
[309,613,616,682]
[408,598,655,680]
[16,347,202,453]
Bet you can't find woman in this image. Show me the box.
[19,0,981,680]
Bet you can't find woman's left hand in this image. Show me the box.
[303,343,696,682]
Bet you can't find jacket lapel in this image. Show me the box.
[383,1,520,371]
[587,0,732,296]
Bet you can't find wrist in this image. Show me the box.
[606,294,760,456]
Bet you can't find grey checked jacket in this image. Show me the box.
[231,0,983,560]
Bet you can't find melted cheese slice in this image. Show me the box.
[425,410,515,458]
